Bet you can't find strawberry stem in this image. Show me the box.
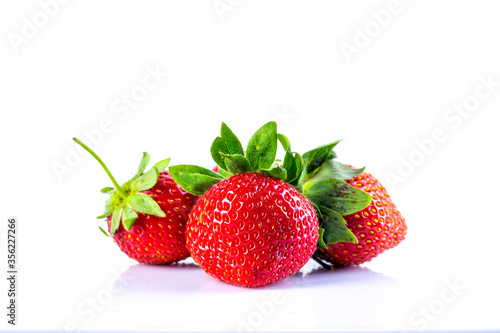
[73,138,127,199]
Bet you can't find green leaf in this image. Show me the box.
[154,158,170,173]
[258,165,287,180]
[110,206,122,235]
[99,226,111,237]
[169,165,224,195]
[246,121,278,171]
[303,178,372,215]
[295,154,308,191]
[210,123,244,171]
[305,160,365,185]
[97,198,114,219]
[97,209,112,219]
[328,150,337,160]
[133,166,159,192]
[216,167,232,178]
[222,153,251,175]
[170,165,224,179]
[277,133,298,183]
[131,152,151,181]
[221,123,244,155]
[318,206,357,245]
[277,133,291,151]
[282,150,297,182]
[211,136,230,171]
[122,206,138,230]
[177,173,223,195]
[317,228,327,249]
[100,187,114,194]
[128,193,165,217]
[292,153,305,182]
[302,140,342,174]
[310,201,323,220]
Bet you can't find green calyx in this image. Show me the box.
[168,122,372,249]
[299,139,371,248]
[73,138,170,236]
[170,121,289,195]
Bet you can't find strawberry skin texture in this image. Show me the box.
[108,171,198,264]
[186,173,319,287]
[317,172,407,266]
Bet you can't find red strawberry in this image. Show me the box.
[74,138,197,264]
[315,171,407,266]
[108,171,197,264]
[170,122,369,287]
[186,172,318,287]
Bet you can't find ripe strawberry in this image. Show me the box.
[74,138,197,264]
[107,171,198,264]
[315,171,406,266]
[186,172,318,287]
[170,122,371,287]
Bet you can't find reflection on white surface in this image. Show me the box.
[91,259,402,331]
[112,258,397,292]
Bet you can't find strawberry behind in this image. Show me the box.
[74,138,198,265]
[109,171,197,264]
[315,171,407,266]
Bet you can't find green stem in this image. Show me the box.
[73,138,127,199]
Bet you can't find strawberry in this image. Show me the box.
[314,171,407,266]
[170,122,372,287]
[186,172,317,287]
[73,138,197,264]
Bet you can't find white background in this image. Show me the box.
[1,0,499,332]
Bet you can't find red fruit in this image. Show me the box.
[74,138,198,265]
[172,121,377,286]
[109,171,197,264]
[316,171,406,266]
[186,172,319,287]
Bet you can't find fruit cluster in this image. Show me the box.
[75,121,406,288]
